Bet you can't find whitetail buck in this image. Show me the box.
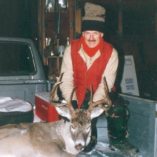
[0,76,112,157]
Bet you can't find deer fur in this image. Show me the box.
[0,76,112,157]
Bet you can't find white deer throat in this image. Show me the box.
[57,120,80,155]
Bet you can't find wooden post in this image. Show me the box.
[38,0,46,63]
[75,8,82,36]
[68,0,75,39]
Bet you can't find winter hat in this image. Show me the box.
[82,2,106,33]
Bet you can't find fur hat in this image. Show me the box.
[82,2,106,33]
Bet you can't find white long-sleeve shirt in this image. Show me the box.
[60,44,119,102]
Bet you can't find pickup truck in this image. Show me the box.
[0,37,48,104]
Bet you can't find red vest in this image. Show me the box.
[71,39,113,108]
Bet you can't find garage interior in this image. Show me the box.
[0,0,157,157]
[0,0,156,100]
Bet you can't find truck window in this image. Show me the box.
[0,41,36,76]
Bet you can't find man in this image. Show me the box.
[59,2,138,155]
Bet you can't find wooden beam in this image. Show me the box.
[38,0,46,56]
[68,0,75,39]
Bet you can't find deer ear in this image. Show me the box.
[90,106,104,119]
[55,105,72,120]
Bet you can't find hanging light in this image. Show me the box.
[45,0,55,12]
[58,0,67,8]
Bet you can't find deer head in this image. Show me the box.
[50,74,112,153]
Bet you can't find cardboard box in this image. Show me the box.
[35,92,59,122]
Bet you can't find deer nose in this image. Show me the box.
[75,144,85,151]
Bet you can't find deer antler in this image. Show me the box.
[50,73,64,102]
[66,87,76,113]
[50,73,75,113]
[87,77,112,112]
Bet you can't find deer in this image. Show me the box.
[0,75,112,157]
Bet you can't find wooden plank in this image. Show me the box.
[68,0,75,39]
[75,9,82,35]
[38,0,46,58]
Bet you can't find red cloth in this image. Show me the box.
[71,38,113,108]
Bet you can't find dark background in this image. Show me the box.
[0,0,156,100]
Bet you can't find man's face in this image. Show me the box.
[82,31,103,48]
